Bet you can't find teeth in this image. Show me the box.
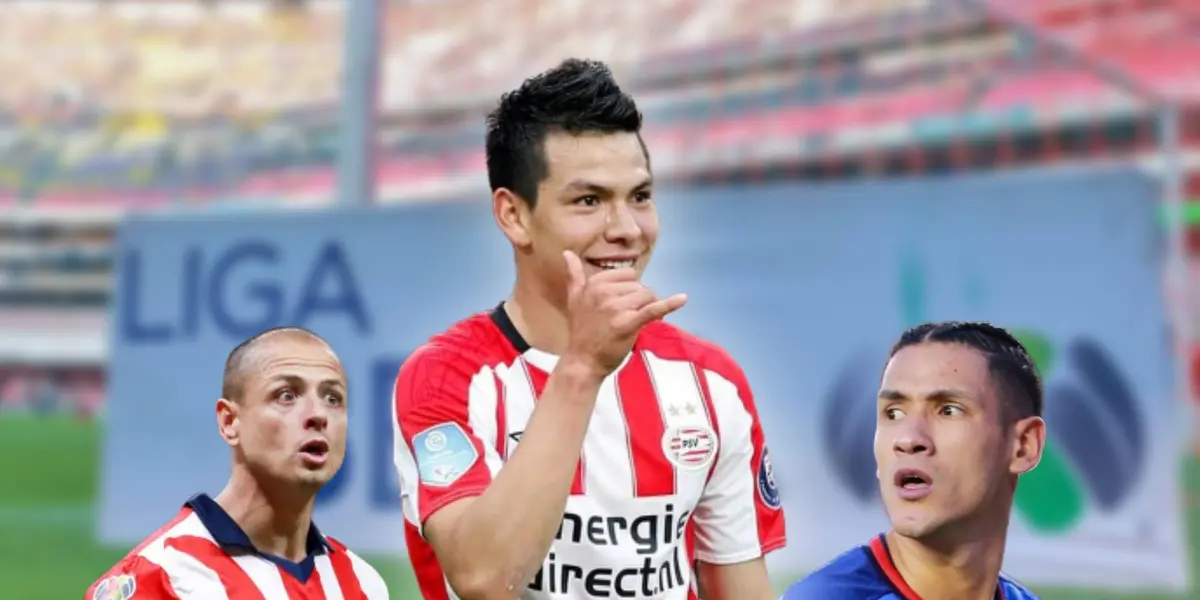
[596,260,634,270]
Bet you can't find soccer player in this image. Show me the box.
[781,321,1042,600]
[85,327,388,599]
[392,58,786,600]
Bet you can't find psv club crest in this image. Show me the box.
[661,425,718,470]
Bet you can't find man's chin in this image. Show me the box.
[887,507,947,540]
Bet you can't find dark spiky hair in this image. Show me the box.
[485,58,644,207]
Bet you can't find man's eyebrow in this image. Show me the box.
[563,179,610,193]
[877,388,971,402]
[562,176,653,194]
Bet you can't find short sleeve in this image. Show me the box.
[692,352,787,565]
[85,556,181,600]
[392,344,505,535]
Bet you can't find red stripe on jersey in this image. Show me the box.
[165,536,267,600]
[404,521,451,600]
[278,565,322,600]
[523,360,586,495]
[868,536,922,600]
[325,538,368,600]
[617,352,675,497]
[493,371,507,458]
[690,364,721,484]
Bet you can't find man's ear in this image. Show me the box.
[494,188,532,248]
[216,398,240,447]
[1009,416,1046,476]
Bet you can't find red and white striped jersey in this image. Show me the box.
[84,494,388,600]
[392,304,787,600]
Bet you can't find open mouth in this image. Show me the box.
[586,258,636,270]
[893,468,933,499]
[299,439,329,462]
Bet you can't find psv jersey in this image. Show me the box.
[780,535,1038,600]
[392,304,787,599]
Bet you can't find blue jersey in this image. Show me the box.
[780,535,1038,600]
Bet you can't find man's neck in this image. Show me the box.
[507,275,569,356]
[216,468,316,562]
[886,527,1007,600]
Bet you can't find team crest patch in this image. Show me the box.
[757,447,781,510]
[413,422,478,487]
[661,425,718,470]
[93,574,136,600]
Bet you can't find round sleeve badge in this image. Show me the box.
[757,447,781,510]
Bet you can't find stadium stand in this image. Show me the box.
[0,0,1196,414]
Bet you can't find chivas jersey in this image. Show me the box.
[85,493,388,599]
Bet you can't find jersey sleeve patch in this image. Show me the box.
[413,422,479,487]
[757,446,781,510]
[93,574,137,600]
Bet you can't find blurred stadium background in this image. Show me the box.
[2,0,1200,598]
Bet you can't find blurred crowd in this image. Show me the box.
[0,365,104,416]
[0,0,1196,415]
[1,0,1192,207]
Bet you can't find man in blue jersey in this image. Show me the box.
[783,321,1044,600]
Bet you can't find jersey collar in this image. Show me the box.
[868,534,1006,600]
[490,300,636,373]
[185,492,331,556]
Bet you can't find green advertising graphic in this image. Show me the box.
[826,254,1146,535]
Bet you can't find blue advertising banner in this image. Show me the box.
[100,166,1186,590]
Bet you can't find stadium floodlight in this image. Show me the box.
[335,0,385,208]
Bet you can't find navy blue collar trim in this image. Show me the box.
[185,493,330,582]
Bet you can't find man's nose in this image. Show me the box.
[604,201,641,243]
[302,396,329,431]
[893,418,933,455]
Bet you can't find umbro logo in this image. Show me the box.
[509,431,524,443]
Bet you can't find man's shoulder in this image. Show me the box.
[1000,572,1040,599]
[780,545,894,600]
[324,537,390,598]
[638,320,744,378]
[423,310,510,358]
[85,508,203,597]
[399,310,512,382]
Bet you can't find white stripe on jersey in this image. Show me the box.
[234,554,291,597]
[583,372,636,498]
[467,366,506,477]
[141,513,230,599]
[393,376,425,532]
[345,549,392,599]
[644,349,718,502]
[313,558,347,600]
[693,368,761,564]
[496,358,537,458]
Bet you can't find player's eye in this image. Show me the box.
[574,195,600,207]
[632,190,652,203]
[324,393,344,406]
[275,388,297,403]
[883,407,904,420]
[939,404,964,417]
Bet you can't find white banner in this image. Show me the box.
[102,166,1187,591]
